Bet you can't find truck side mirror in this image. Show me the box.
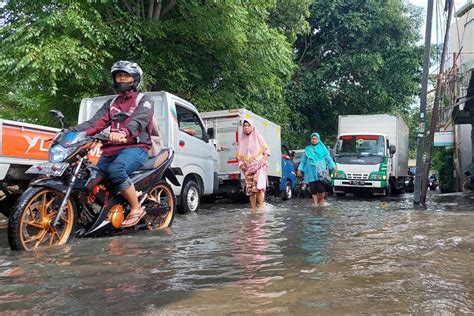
[49,110,65,129]
[389,144,396,155]
[207,127,215,139]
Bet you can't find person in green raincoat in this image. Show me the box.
[297,132,337,206]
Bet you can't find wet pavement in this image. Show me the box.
[0,191,473,314]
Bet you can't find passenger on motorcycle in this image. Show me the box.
[72,61,154,227]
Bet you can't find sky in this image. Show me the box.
[407,0,466,43]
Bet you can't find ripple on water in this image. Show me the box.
[0,193,473,314]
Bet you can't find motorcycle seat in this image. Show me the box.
[139,148,171,170]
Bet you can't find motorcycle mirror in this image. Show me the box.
[111,112,130,123]
[49,110,65,129]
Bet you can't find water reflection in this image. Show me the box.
[0,192,472,314]
[301,209,332,265]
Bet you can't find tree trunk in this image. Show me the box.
[160,0,176,18]
[147,0,155,19]
[153,0,162,21]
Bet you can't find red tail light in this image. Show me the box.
[229,174,240,180]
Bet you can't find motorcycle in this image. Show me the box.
[428,177,438,191]
[8,110,179,251]
[405,175,415,193]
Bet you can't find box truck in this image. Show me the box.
[201,109,285,198]
[332,114,409,196]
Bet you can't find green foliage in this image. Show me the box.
[432,147,454,189]
[0,0,306,128]
[267,0,312,43]
[0,0,423,150]
[286,0,423,148]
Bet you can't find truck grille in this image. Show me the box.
[347,173,369,180]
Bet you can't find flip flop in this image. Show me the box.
[121,209,146,228]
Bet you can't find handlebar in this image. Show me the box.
[91,133,110,142]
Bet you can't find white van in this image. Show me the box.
[78,91,217,213]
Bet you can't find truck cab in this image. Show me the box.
[332,114,409,197]
[333,133,394,196]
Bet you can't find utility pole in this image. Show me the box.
[414,0,434,205]
[453,52,460,192]
[420,0,454,204]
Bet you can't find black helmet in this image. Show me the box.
[111,60,143,91]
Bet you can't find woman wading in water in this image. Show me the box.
[237,119,270,212]
[297,132,337,206]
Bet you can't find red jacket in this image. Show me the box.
[73,91,154,156]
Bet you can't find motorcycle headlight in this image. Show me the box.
[49,144,75,162]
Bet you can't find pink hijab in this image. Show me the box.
[237,119,270,162]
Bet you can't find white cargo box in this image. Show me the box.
[201,109,282,179]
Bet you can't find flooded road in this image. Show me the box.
[0,192,473,314]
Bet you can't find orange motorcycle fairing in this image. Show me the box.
[108,204,124,228]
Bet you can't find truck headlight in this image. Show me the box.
[334,170,347,179]
[369,173,386,180]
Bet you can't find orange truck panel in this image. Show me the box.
[0,120,102,164]
[1,123,57,160]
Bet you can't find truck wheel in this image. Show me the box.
[335,192,346,197]
[178,180,200,214]
[282,181,292,200]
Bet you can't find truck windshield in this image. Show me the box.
[336,135,385,157]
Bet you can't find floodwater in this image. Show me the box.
[0,192,473,314]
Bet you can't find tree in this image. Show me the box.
[286,0,423,148]
[0,0,309,128]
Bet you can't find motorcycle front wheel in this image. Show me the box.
[143,181,175,230]
[8,187,77,251]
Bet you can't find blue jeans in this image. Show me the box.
[96,147,148,191]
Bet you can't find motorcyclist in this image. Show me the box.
[464,171,474,190]
[72,61,155,227]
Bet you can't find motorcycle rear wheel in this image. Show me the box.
[143,181,175,230]
[8,187,76,251]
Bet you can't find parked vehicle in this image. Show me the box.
[201,109,284,198]
[0,120,61,217]
[333,115,409,196]
[429,175,438,191]
[291,149,305,165]
[405,173,415,193]
[8,111,178,251]
[281,147,297,200]
[78,91,217,214]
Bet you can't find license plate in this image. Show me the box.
[26,162,69,176]
[350,180,365,185]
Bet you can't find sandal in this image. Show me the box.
[121,208,146,228]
